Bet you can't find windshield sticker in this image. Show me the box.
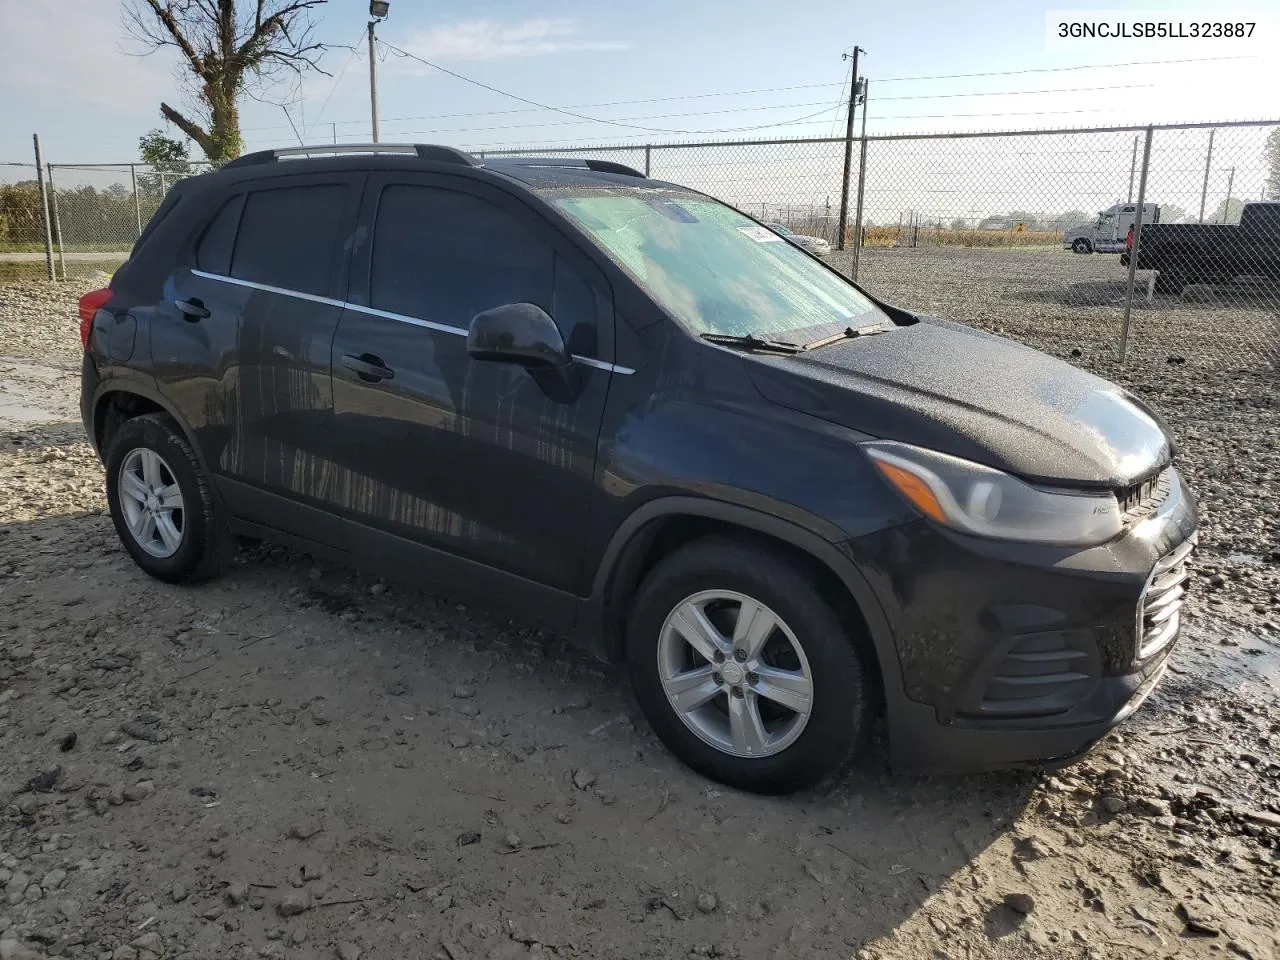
[737,225,783,243]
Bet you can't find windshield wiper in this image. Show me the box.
[802,323,891,351]
[700,332,802,354]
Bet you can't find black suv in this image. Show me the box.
[80,144,1197,794]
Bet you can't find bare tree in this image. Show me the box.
[124,0,328,163]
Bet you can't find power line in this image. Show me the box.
[303,28,366,138]
[367,100,844,138]
[875,82,1154,102]
[377,38,847,136]
[241,80,851,132]
[876,54,1255,83]
[239,74,1177,138]
[867,106,1133,122]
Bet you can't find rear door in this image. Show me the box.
[326,173,616,595]
[169,172,364,540]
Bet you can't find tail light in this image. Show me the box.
[78,288,113,349]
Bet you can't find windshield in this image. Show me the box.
[547,187,886,340]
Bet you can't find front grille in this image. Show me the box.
[1138,536,1195,661]
[1118,470,1171,522]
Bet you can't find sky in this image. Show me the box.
[0,0,1276,222]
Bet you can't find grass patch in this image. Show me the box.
[0,260,123,284]
[0,242,133,254]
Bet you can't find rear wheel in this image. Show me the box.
[106,414,234,583]
[1071,238,1092,254]
[625,537,872,794]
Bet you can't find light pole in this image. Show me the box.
[368,1,390,143]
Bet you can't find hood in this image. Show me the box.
[744,318,1172,488]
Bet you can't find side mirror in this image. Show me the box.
[467,303,570,369]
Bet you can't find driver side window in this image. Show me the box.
[369,184,599,358]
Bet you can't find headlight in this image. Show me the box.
[863,440,1123,545]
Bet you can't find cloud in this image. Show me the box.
[399,19,626,63]
[0,0,177,112]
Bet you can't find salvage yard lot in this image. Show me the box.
[851,246,1280,368]
[0,276,1277,960]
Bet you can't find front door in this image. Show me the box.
[326,174,615,595]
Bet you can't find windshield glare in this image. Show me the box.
[548,188,886,341]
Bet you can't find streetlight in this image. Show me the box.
[368,1,389,142]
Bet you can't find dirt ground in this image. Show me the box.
[0,273,1278,960]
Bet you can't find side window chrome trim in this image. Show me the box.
[188,269,635,374]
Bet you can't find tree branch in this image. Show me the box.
[160,102,217,159]
[236,0,325,62]
[141,0,206,77]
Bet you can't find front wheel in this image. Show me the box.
[625,537,873,794]
[1071,238,1092,254]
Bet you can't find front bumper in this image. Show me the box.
[846,468,1197,773]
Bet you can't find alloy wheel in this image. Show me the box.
[656,590,813,758]
[118,448,185,559]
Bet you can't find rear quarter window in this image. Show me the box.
[194,194,245,275]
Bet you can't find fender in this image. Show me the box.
[90,376,218,483]
[584,495,907,727]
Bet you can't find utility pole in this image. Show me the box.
[1223,165,1236,222]
[368,20,380,142]
[836,46,863,252]
[367,3,390,141]
[1127,134,1138,202]
[1198,127,1215,223]
[850,78,870,280]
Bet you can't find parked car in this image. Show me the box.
[765,221,832,256]
[1130,201,1280,294]
[80,144,1196,794]
[1064,203,1161,254]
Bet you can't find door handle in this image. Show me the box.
[342,353,395,382]
[174,297,210,320]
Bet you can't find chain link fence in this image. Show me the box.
[4,120,1278,366]
[488,120,1280,370]
[0,160,216,281]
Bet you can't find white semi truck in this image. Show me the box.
[1063,203,1161,254]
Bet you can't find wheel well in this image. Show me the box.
[602,516,883,691]
[95,391,165,454]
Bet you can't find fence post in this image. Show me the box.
[1119,126,1154,364]
[644,144,651,177]
[1198,128,1215,223]
[32,134,55,281]
[47,164,66,281]
[131,164,143,239]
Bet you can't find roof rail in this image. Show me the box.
[221,143,477,170]
[488,156,647,179]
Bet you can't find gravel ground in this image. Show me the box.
[0,274,1277,960]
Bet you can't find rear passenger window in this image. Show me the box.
[230,185,346,295]
[195,194,244,275]
[371,185,599,356]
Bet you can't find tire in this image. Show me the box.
[625,537,873,794]
[105,413,234,583]
[1071,239,1092,254]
